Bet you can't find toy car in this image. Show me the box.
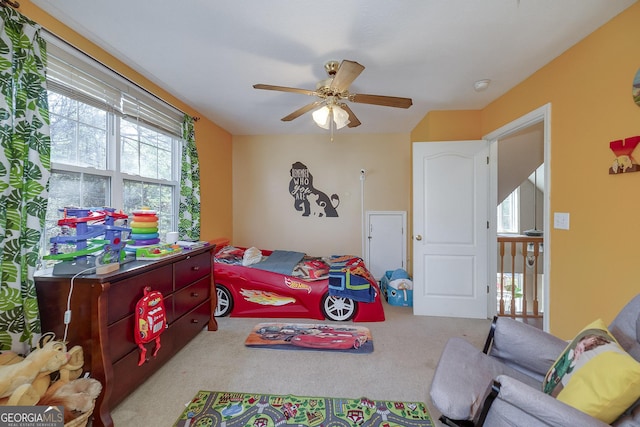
[213,246,385,322]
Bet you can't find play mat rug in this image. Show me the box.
[244,322,373,354]
[173,390,434,427]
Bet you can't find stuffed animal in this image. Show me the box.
[0,333,84,406]
[38,377,102,423]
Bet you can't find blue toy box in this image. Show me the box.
[380,269,413,307]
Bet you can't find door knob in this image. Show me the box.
[415,235,422,241]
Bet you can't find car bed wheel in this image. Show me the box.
[321,293,357,321]
[215,285,233,317]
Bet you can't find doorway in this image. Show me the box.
[484,103,551,331]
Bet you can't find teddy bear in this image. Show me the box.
[0,332,84,406]
[38,377,102,424]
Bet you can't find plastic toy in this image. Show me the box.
[129,209,160,246]
[135,243,182,260]
[381,269,413,307]
[44,207,132,275]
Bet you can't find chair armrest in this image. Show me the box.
[477,375,609,427]
[486,317,567,380]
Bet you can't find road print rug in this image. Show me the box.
[244,322,373,354]
[173,390,434,427]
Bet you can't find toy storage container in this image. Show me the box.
[380,269,413,307]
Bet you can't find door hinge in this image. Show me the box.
[487,221,490,229]
[487,284,490,294]
[486,156,490,165]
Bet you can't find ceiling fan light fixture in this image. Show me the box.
[312,106,331,129]
[312,105,350,130]
[332,105,350,129]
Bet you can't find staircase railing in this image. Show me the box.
[497,235,543,319]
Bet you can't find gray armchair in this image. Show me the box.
[429,294,640,427]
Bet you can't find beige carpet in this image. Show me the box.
[111,303,491,426]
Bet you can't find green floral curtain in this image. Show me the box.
[0,7,51,354]
[178,115,201,241]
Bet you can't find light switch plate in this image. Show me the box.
[554,212,570,230]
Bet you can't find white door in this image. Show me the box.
[365,211,406,280]
[413,140,489,318]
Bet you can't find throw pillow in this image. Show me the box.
[542,318,640,423]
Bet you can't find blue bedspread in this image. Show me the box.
[251,250,305,275]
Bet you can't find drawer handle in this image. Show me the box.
[192,266,200,271]
[191,292,199,298]
[191,319,199,324]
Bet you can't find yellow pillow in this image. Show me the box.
[542,319,640,423]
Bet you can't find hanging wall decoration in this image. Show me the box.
[609,135,640,174]
[289,161,340,217]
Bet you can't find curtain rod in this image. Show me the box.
[42,29,199,122]
[1,0,20,9]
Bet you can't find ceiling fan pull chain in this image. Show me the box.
[330,107,335,142]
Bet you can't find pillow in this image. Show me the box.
[214,245,245,264]
[542,319,640,423]
[242,247,262,266]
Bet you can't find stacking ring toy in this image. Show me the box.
[132,209,157,215]
[130,232,159,240]
[131,215,158,222]
[131,238,160,246]
[130,221,159,229]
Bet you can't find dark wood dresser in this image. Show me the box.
[35,245,217,427]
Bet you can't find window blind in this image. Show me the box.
[44,31,184,137]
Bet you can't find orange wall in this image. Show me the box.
[19,0,234,243]
[411,110,482,142]
[413,3,640,337]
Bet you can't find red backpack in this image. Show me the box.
[135,286,168,366]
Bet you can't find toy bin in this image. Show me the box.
[380,269,413,307]
[380,270,393,301]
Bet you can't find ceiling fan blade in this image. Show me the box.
[253,84,317,97]
[330,60,365,93]
[349,93,413,109]
[340,104,361,128]
[281,101,324,122]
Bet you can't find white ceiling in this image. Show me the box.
[32,0,636,136]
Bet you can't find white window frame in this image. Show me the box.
[43,32,185,257]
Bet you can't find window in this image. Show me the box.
[42,34,184,259]
[497,188,519,233]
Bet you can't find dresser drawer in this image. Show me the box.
[107,264,173,325]
[107,314,136,363]
[110,334,177,409]
[170,301,210,350]
[173,277,210,320]
[174,251,211,290]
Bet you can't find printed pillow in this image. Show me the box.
[542,319,640,423]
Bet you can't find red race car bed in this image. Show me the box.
[213,245,385,322]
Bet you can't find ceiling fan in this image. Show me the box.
[253,60,413,131]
